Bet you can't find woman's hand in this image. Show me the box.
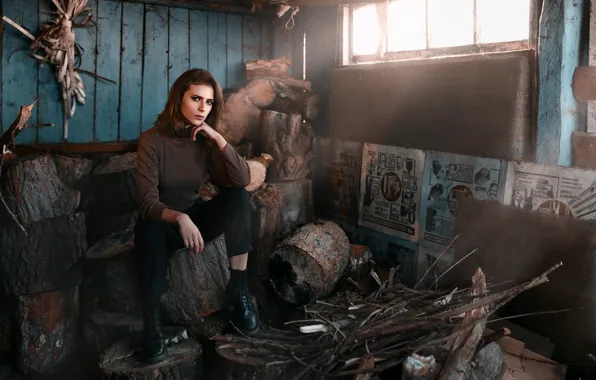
[177,214,204,254]
[191,122,228,151]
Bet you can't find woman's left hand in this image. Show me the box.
[191,122,228,151]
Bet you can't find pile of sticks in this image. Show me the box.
[214,261,563,379]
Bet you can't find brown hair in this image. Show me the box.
[155,68,224,136]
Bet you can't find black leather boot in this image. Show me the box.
[140,306,167,364]
[227,268,259,334]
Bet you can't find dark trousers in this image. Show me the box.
[134,187,252,309]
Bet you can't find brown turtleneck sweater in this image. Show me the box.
[137,126,250,221]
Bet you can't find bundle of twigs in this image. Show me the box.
[3,0,94,140]
[214,261,563,379]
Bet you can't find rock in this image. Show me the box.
[470,342,507,380]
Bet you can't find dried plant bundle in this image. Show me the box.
[3,0,93,140]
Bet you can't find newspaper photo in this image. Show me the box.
[313,138,363,224]
[420,151,507,249]
[358,144,425,242]
[351,226,419,287]
[503,161,596,220]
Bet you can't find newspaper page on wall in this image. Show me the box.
[358,143,425,242]
[313,138,363,224]
[420,151,507,250]
[503,161,596,220]
[351,226,419,287]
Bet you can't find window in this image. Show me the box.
[347,0,531,64]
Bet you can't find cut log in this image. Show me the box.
[249,185,284,276]
[83,309,143,360]
[93,152,137,175]
[85,211,138,248]
[16,286,80,377]
[269,220,351,305]
[245,57,292,78]
[53,154,94,188]
[82,169,138,216]
[248,75,312,92]
[188,311,230,339]
[85,237,139,313]
[98,329,202,380]
[246,78,277,108]
[246,153,274,192]
[0,154,80,226]
[162,236,230,324]
[260,110,314,181]
[0,213,86,296]
[270,179,314,239]
[219,88,262,145]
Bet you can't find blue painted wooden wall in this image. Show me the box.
[1,0,272,144]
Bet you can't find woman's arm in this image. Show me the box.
[137,132,171,221]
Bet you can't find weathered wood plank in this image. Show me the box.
[141,4,169,131]
[226,14,243,89]
[108,0,253,14]
[189,10,209,70]
[96,0,122,142]
[260,17,273,59]
[168,7,190,88]
[37,0,63,143]
[1,0,38,143]
[208,12,227,87]
[119,2,144,141]
[69,0,97,143]
[243,16,261,66]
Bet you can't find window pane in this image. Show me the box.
[477,0,530,43]
[428,0,474,48]
[352,5,380,55]
[387,0,426,52]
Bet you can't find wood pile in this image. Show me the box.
[214,262,565,379]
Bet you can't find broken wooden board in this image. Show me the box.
[573,66,596,101]
[572,131,596,170]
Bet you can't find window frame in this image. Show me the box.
[341,0,534,66]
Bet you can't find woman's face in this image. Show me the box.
[181,84,214,127]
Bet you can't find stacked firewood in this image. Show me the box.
[214,262,564,379]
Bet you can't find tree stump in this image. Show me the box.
[270,179,314,239]
[85,229,139,313]
[98,329,202,380]
[53,154,94,188]
[83,169,138,216]
[249,185,284,277]
[85,211,137,247]
[260,110,314,181]
[219,88,262,145]
[0,154,80,226]
[84,309,143,360]
[0,213,86,295]
[162,236,230,324]
[93,152,137,175]
[16,286,80,377]
[269,221,351,305]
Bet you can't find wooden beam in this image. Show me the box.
[287,0,385,5]
[12,141,139,155]
[108,0,255,15]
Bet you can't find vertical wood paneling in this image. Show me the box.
[69,0,97,143]
[243,16,261,66]
[1,1,270,143]
[37,0,63,143]
[95,0,122,142]
[1,0,38,143]
[208,12,227,87]
[168,7,190,88]
[226,14,243,88]
[189,10,208,70]
[119,2,144,141]
[141,5,169,131]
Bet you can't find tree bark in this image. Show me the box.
[270,179,314,240]
[162,236,230,324]
[53,154,94,188]
[85,211,138,248]
[82,169,137,216]
[99,330,202,380]
[83,309,143,362]
[260,110,313,181]
[93,152,137,175]
[269,220,351,305]
[16,286,80,378]
[0,213,86,296]
[249,185,284,277]
[219,88,262,145]
[0,154,80,226]
[245,57,292,78]
[246,78,277,108]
